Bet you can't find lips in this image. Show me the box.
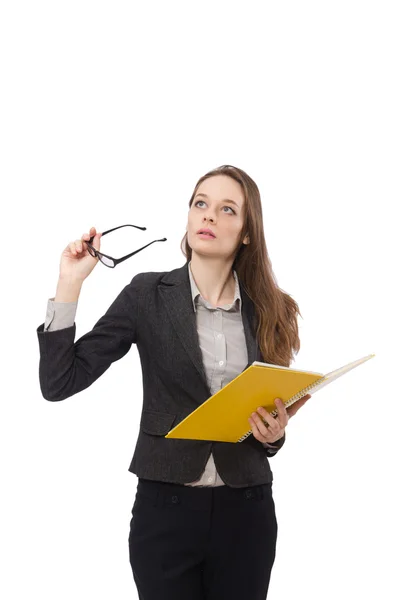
[197,229,216,237]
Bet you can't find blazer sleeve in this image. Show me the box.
[36,274,141,402]
[264,432,286,457]
[44,298,77,331]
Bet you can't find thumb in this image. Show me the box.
[91,232,102,251]
[287,395,311,418]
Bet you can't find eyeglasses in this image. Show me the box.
[86,224,167,268]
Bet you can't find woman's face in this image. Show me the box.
[187,175,249,260]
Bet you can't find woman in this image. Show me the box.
[37,164,311,599]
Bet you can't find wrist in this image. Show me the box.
[267,432,285,447]
[55,278,83,302]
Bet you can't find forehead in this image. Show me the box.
[195,175,244,207]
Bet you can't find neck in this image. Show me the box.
[189,253,236,306]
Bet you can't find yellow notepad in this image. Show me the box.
[165,353,375,443]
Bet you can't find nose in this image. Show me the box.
[204,213,215,223]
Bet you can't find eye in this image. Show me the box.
[193,200,235,214]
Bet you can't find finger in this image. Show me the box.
[74,239,83,253]
[82,228,95,244]
[274,398,289,427]
[256,406,279,430]
[248,416,268,443]
[80,238,91,251]
[252,411,280,439]
[90,232,102,251]
[287,395,311,418]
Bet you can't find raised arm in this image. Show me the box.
[37,276,140,401]
[36,225,140,401]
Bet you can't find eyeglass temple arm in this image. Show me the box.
[100,224,147,236]
[116,238,167,264]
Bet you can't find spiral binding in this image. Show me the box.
[237,376,325,442]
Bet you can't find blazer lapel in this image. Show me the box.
[158,262,259,399]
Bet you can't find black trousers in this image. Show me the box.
[128,477,278,600]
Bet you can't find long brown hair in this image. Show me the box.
[180,164,301,367]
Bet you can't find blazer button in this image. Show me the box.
[171,495,179,503]
[244,489,253,499]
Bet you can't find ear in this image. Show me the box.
[242,234,250,245]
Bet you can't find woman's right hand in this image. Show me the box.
[59,227,103,282]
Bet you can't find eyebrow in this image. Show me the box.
[194,193,240,208]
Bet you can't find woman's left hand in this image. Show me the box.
[248,394,311,444]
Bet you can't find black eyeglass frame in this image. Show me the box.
[86,224,167,268]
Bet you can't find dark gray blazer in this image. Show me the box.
[36,261,285,488]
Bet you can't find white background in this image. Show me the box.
[1,1,395,598]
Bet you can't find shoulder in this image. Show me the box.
[126,269,173,297]
[127,262,188,291]
[129,270,168,289]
